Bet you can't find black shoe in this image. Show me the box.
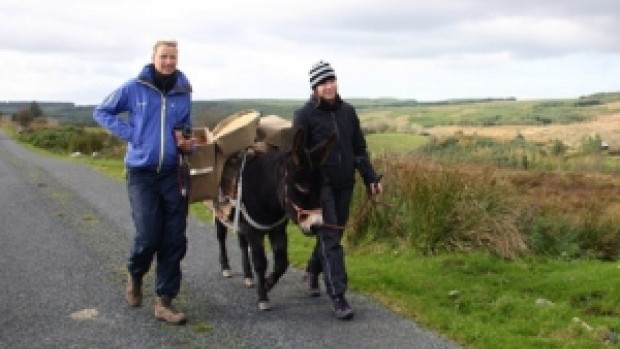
[332,296,354,320]
[303,271,320,297]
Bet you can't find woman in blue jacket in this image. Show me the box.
[93,40,193,325]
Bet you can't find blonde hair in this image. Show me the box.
[152,40,178,55]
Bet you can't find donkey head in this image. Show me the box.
[284,128,335,235]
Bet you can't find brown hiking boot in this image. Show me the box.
[154,296,187,325]
[125,272,142,307]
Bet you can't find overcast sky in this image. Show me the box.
[2,0,620,105]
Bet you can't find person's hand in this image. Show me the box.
[368,182,383,196]
[177,137,195,154]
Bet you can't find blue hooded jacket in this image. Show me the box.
[93,64,192,171]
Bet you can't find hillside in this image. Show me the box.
[3,92,620,131]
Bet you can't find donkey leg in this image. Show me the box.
[247,230,270,310]
[265,224,289,292]
[215,219,232,278]
[237,233,254,288]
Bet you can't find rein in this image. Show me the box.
[281,166,388,232]
[284,185,386,232]
[322,195,385,231]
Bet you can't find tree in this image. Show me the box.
[13,108,33,129]
[29,101,43,118]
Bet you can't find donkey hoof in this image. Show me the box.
[258,301,272,311]
[222,269,233,278]
[244,278,255,288]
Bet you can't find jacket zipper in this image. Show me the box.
[330,112,342,164]
[158,93,166,173]
[138,80,167,173]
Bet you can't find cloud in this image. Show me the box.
[1,0,620,103]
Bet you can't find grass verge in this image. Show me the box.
[288,225,619,349]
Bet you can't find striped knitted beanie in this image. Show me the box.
[309,60,336,88]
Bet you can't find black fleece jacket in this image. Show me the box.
[292,95,378,189]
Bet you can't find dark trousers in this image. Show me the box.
[126,167,188,298]
[306,185,353,299]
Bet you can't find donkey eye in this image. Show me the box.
[295,183,310,194]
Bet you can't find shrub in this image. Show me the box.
[18,127,77,151]
[68,132,105,154]
[346,153,620,261]
[347,154,528,259]
[522,216,582,259]
[17,126,106,154]
[577,202,620,260]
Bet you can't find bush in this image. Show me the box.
[345,153,619,261]
[577,202,620,260]
[68,132,104,154]
[346,154,528,259]
[522,216,581,259]
[17,126,106,154]
[18,127,76,151]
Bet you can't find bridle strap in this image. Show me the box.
[323,195,386,231]
[281,168,321,225]
[287,200,322,224]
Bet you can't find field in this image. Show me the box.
[365,132,427,154]
[426,109,620,148]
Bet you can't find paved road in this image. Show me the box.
[0,130,461,349]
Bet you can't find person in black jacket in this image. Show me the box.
[292,60,382,320]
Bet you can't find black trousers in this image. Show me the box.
[126,167,188,298]
[306,185,353,299]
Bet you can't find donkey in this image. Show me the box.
[214,128,334,310]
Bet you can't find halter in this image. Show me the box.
[281,167,323,227]
[286,199,323,226]
[283,169,386,232]
[280,167,379,232]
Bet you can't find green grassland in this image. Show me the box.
[365,133,427,154]
[288,228,619,349]
[358,92,620,130]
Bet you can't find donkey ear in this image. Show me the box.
[291,128,306,166]
[310,132,336,165]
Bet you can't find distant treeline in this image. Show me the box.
[0,102,94,126]
[0,100,305,127]
[3,91,620,127]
